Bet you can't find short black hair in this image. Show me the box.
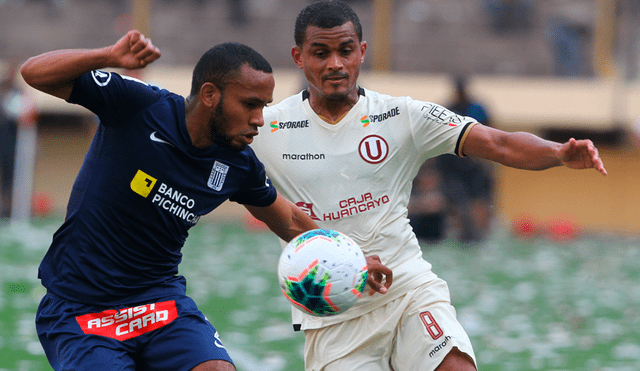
[190,42,272,96]
[294,1,363,47]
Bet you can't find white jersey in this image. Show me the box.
[253,87,477,329]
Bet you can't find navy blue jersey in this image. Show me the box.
[38,71,277,306]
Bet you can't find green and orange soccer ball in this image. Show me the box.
[277,229,368,317]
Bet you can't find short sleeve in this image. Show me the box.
[406,98,478,158]
[68,71,166,127]
[229,147,278,207]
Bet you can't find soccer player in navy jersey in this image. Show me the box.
[19,30,339,371]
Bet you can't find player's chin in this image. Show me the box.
[232,134,253,149]
[326,90,350,101]
[234,142,249,151]
[224,139,248,152]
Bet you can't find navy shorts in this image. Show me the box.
[36,292,233,371]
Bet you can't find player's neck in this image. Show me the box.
[308,90,359,125]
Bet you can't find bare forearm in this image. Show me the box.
[277,206,319,242]
[492,131,563,170]
[246,193,319,243]
[20,30,161,101]
[464,125,563,170]
[21,47,113,99]
[464,125,606,175]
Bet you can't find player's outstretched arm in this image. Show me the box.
[463,124,607,175]
[245,193,320,243]
[20,30,160,100]
[365,255,393,295]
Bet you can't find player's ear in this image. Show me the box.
[292,46,304,70]
[199,82,221,108]
[359,41,367,64]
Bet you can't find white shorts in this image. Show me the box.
[303,278,476,371]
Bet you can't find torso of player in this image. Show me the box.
[39,71,276,306]
[255,89,473,268]
[254,88,477,325]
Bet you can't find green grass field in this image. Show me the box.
[1,218,639,371]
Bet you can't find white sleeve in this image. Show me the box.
[406,98,478,158]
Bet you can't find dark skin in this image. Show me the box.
[21,30,320,371]
[292,20,609,371]
[293,23,607,175]
[21,30,394,371]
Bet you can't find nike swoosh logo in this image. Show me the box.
[150,131,174,147]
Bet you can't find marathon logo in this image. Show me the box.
[429,335,452,358]
[282,153,325,160]
[75,300,178,341]
[366,107,400,124]
[270,120,310,132]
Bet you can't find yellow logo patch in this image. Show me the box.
[130,170,157,198]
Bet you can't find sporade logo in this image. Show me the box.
[361,107,400,127]
[270,120,310,132]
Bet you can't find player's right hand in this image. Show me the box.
[365,255,393,295]
[558,138,607,175]
[110,30,161,69]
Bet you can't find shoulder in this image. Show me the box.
[360,88,430,116]
[69,70,178,124]
[265,92,305,114]
[76,70,171,97]
[361,88,419,106]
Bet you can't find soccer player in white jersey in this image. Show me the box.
[251,1,607,370]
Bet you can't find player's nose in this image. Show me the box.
[250,110,265,127]
[327,52,344,70]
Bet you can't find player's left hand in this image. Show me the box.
[559,138,607,175]
[365,255,393,295]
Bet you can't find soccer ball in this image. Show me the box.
[277,229,368,317]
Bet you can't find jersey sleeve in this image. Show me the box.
[229,147,278,207]
[68,70,166,127]
[406,98,478,157]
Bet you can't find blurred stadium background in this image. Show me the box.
[0,0,639,370]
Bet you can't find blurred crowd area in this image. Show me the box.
[0,0,639,79]
[0,0,638,235]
